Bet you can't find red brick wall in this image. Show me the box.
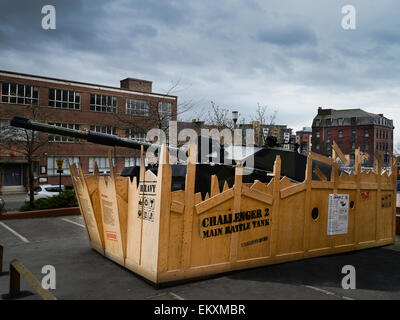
[312,124,393,166]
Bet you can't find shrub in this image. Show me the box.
[20,189,78,212]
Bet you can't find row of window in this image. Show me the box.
[376,129,391,140]
[1,82,173,117]
[48,123,80,142]
[377,141,390,151]
[1,82,39,105]
[315,141,370,152]
[49,89,81,110]
[47,156,149,176]
[47,123,149,143]
[315,141,391,152]
[316,117,392,127]
[315,129,370,139]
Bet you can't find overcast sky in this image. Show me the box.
[1,0,400,147]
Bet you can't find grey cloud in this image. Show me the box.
[257,24,318,47]
[1,0,400,142]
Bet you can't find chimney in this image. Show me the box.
[317,107,334,115]
[192,119,205,126]
[120,78,152,93]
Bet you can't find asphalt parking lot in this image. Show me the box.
[0,215,400,300]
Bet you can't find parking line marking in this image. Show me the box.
[169,292,185,300]
[61,218,85,228]
[304,285,354,300]
[0,221,29,243]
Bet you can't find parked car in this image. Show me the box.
[25,184,65,202]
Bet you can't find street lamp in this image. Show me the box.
[232,111,239,129]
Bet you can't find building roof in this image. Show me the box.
[0,70,176,100]
[313,108,393,128]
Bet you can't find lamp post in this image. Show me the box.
[232,111,238,129]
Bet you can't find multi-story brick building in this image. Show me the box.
[311,107,394,166]
[0,70,177,194]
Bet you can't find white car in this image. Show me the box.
[25,184,65,202]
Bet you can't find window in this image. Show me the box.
[315,119,321,127]
[90,125,117,135]
[48,123,80,142]
[337,118,344,125]
[158,101,172,132]
[352,142,356,150]
[338,130,343,138]
[338,141,343,150]
[327,130,331,142]
[126,129,148,142]
[352,130,356,137]
[326,143,331,151]
[90,94,117,113]
[364,129,369,137]
[126,98,149,116]
[89,157,116,174]
[0,119,26,140]
[350,117,357,125]
[49,88,80,110]
[364,142,369,151]
[1,82,38,105]
[47,156,79,176]
[316,131,320,138]
[316,143,320,150]
[158,102,172,115]
[125,157,149,167]
[325,118,332,126]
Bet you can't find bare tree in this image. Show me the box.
[205,101,241,130]
[0,105,49,208]
[251,103,277,126]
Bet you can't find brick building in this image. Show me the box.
[238,122,293,149]
[311,107,394,166]
[0,70,177,194]
[296,127,312,155]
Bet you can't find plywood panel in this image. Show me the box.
[167,190,185,271]
[357,190,377,243]
[69,163,104,253]
[98,175,125,265]
[332,189,356,247]
[139,170,159,271]
[236,197,271,261]
[308,190,331,251]
[276,191,305,255]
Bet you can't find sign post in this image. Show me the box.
[56,159,64,195]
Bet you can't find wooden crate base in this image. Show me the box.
[70,146,398,285]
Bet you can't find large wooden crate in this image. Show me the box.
[69,145,397,285]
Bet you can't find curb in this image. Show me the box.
[0,207,81,220]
